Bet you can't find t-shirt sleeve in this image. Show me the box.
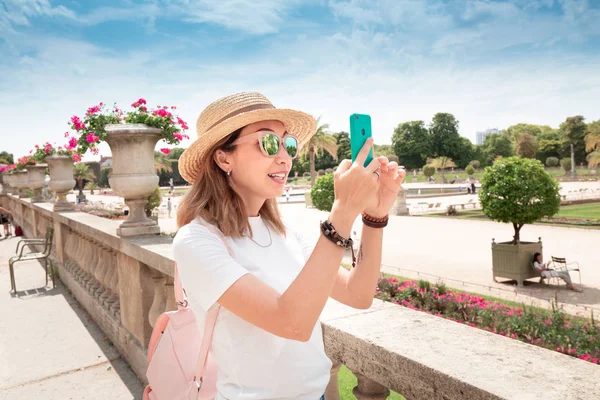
[533,261,544,272]
[290,226,316,262]
[172,223,250,312]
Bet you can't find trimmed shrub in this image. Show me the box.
[423,165,435,177]
[465,165,475,176]
[545,157,559,167]
[560,157,572,172]
[145,186,163,217]
[311,173,334,211]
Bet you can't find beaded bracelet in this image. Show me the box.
[361,212,389,228]
[320,219,356,268]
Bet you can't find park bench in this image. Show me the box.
[8,226,55,294]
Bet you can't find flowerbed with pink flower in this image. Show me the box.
[376,276,599,365]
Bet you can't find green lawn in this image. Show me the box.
[338,365,404,400]
[556,203,600,219]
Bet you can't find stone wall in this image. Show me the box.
[3,193,599,400]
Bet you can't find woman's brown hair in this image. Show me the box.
[176,127,286,238]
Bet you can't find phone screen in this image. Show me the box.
[349,113,374,167]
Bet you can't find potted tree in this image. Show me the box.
[479,157,560,286]
[68,99,189,237]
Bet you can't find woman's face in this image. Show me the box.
[221,120,293,208]
[536,254,542,262]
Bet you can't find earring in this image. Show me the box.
[227,170,231,176]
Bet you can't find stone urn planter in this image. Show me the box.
[46,155,76,211]
[0,173,9,195]
[491,238,542,287]
[12,170,29,198]
[26,164,48,202]
[3,173,15,195]
[105,124,161,237]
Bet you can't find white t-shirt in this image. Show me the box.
[172,216,332,400]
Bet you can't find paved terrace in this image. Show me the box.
[1,193,599,399]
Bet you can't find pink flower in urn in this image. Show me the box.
[86,133,99,144]
[72,153,82,162]
[183,134,190,140]
[91,148,99,155]
[35,144,39,148]
[173,132,183,141]
[86,105,102,116]
[171,106,176,110]
[131,98,147,108]
[64,131,70,137]
[71,115,86,131]
[153,108,172,118]
[160,148,171,155]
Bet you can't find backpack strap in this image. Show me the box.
[181,218,233,387]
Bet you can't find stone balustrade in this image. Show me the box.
[2,193,599,400]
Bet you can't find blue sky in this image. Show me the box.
[1,0,600,161]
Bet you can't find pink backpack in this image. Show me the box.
[144,223,231,400]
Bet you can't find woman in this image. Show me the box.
[532,252,582,292]
[172,92,405,400]
[0,206,12,238]
[167,198,172,218]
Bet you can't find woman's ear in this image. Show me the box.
[213,149,233,174]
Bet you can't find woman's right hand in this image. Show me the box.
[333,138,380,218]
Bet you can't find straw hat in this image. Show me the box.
[179,92,316,184]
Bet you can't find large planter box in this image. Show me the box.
[491,239,542,286]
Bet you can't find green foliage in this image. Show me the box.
[536,129,562,161]
[310,173,334,211]
[392,121,431,169]
[470,160,481,169]
[73,163,96,194]
[560,157,572,172]
[145,186,163,216]
[465,165,475,176]
[545,157,559,167]
[373,144,395,158]
[479,157,560,243]
[169,147,186,160]
[481,133,514,165]
[502,123,543,142]
[100,167,112,187]
[333,132,351,161]
[429,113,463,160]
[422,165,435,177]
[0,151,14,165]
[560,116,587,164]
[516,133,538,158]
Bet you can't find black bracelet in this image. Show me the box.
[320,220,356,268]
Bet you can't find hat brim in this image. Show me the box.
[179,108,316,184]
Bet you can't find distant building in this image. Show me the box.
[476,128,501,145]
[99,156,112,168]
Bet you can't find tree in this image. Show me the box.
[299,117,338,186]
[479,157,560,244]
[99,167,112,188]
[429,113,462,159]
[470,160,481,170]
[516,133,538,159]
[481,134,514,165]
[465,165,475,176]
[392,121,431,169]
[454,137,475,169]
[73,163,96,197]
[0,151,14,165]
[502,123,543,143]
[154,151,173,173]
[374,144,395,158]
[536,129,562,161]
[427,156,456,182]
[333,132,351,161]
[169,147,186,160]
[559,116,587,164]
[585,120,600,169]
[85,181,99,194]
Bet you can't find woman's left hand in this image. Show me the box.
[363,156,406,218]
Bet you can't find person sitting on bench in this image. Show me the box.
[532,252,582,292]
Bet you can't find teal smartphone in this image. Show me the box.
[349,113,374,167]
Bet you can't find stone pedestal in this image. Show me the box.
[391,187,409,216]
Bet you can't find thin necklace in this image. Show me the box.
[247,220,272,248]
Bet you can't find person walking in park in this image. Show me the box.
[0,206,12,237]
[172,92,405,400]
[533,252,582,292]
[167,198,172,218]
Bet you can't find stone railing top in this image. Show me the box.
[321,298,600,400]
[12,196,176,276]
